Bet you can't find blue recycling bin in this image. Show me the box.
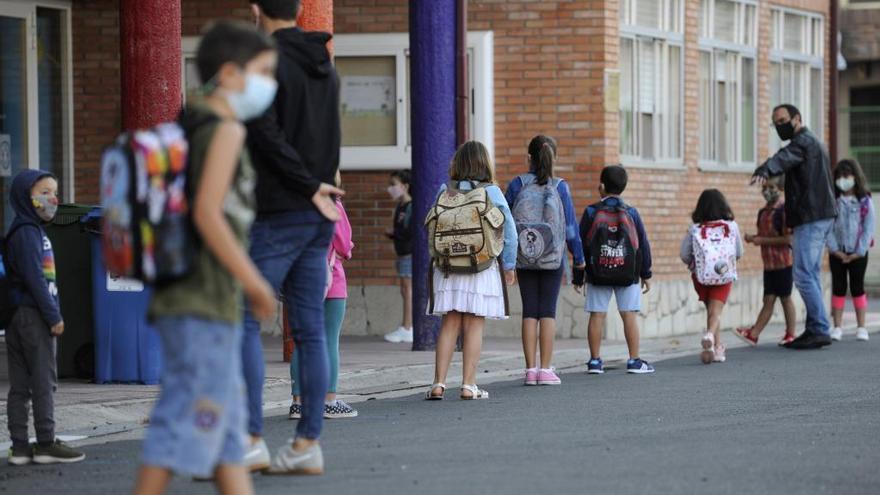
[84,209,162,384]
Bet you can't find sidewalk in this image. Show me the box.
[2,311,879,449]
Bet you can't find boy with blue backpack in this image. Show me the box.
[2,169,85,465]
[575,165,655,374]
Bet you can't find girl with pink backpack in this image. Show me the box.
[680,189,743,364]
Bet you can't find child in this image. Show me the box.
[505,135,585,385]
[425,141,517,400]
[680,189,743,364]
[576,165,655,375]
[735,175,797,346]
[384,170,414,343]
[827,158,875,342]
[290,172,357,419]
[5,170,85,466]
[134,21,278,494]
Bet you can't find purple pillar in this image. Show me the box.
[410,0,457,351]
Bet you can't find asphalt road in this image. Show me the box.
[2,337,879,495]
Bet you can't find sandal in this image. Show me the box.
[460,384,489,400]
[425,383,446,400]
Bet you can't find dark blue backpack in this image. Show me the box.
[0,224,29,329]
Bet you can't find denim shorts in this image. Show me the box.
[585,283,642,313]
[142,316,246,478]
[396,255,413,278]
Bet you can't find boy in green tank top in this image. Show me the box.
[134,21,277,495]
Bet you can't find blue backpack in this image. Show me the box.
[511,174,566,270]
[0,224,30,329]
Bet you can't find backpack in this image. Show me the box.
[692,221,738,286]
[857,195,875,251]
[425,181,506,275]
[511,175,565,270]
[100,122,193,284]
[585,202,641,286]
[0,224,30,329]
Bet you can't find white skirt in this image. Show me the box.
[429,260,509,319]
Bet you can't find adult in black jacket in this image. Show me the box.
[242,0,342,474]
[752,104,837,350]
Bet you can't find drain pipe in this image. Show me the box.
[829,0,839,162]
[455,0,469,145]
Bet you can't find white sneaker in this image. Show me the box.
[244,437,271,472]
[383,326,413,343]
[266,440,324,475]
[856,327,870,341]
[830,327,843,341]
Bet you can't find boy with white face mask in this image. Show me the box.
[384,170,414,343]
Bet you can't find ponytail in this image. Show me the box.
[527,135,557,185]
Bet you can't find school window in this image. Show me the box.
[184,33,494,171]
[619,0,684,168]
[0,1,73,231]
[768,8,824,151]
[698,0,757,169]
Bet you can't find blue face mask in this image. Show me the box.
[225,73,278,122]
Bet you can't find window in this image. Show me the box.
[0,2,72,231]
[619,0,684,167]
[698,0,757,169]
[769,8,824,151]
[182,32,494,171]
[334,32,493,170]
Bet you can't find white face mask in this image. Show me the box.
[836,177,855,193]
[225,73,278,122]
[387,184,405,200]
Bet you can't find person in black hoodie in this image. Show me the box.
[5,169,85,465]
[243,0,343,475]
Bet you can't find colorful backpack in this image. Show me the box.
[100,122,193,284]
[857,195,875,251]
[511,175,565,270]
[425,181,506,275]
[692,221,738,286]
[585,202,641,286]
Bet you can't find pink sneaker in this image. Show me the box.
[700,333,715,364]
[524,368,538,386]
[713,344,727,363]
[537,368,562,385]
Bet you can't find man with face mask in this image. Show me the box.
[241,0,342,475]
[752,104,837,350]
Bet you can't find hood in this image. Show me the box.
[273,27,334,78]
[11,169,55,225]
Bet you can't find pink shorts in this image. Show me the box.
[691,274,733,304]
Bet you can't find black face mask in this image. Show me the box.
[775,121,795,141]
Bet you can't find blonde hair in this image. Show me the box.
[449,141,495,184]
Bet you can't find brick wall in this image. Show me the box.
[68,0,831,285]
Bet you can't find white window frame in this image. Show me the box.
[698,0,758,172]
[333,32,494,170]
[0,0,74,201]
[619,0,685,169]
[768,7,824,152]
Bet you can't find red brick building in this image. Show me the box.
[0,0,834,338]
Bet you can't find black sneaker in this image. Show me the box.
[32,439,85,464]
[784,332,832,350]
[288,402,302,420]
[324,400,358,419]
[7,444,33,466]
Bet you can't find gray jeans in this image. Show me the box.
[5,306,57,448]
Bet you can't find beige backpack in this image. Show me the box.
[425,181,506,275]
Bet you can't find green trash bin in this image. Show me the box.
[45,204,98,379]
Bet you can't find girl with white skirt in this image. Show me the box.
[425,141,518,401]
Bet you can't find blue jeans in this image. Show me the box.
[242,212,334,440]
[792,218,833,336]
[292,298,346,397]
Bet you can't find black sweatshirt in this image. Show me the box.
[246,28,341,216]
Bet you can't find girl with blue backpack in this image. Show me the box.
[828,158,875,342]
[505,135,585,386]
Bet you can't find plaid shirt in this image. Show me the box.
[757,200,793,271]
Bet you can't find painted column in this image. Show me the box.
[410,0,457,351]
[120,0,181,130]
